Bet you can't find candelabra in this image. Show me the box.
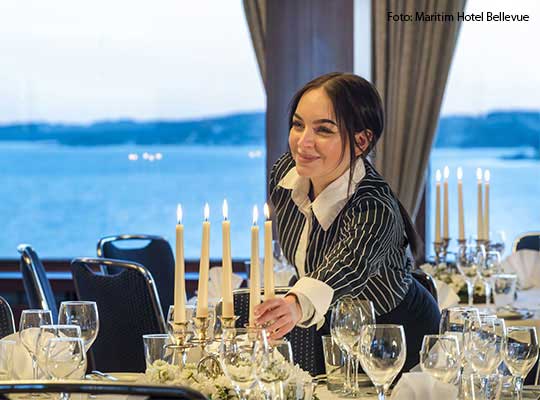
[433,238,450,265]
[192,315,222,379]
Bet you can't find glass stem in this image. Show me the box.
[467,282,474,306]
[31,356,38,380]
[376,385,385,400]
[485,283,491,305]
[344,353,352,392]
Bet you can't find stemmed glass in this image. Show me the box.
[58,301,99,352]
[419,335,460,384]
[356,324,406,400]
[465,316,505,399]
[36,325,82,379]
[331,298,375,395]
[45,337,86,400]
[257,339,293,400]
[456,244,485,306]
[503,326,539,396]
[19,309,53,380]
[481,251,502,306]
[220,327,265,400]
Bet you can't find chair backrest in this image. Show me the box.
[97,234,174,316]
[70,257,167,372]
[218,287,325,376]
[411,269,438,303]
[0,296,15,339]
[17,244,58,323]
[513,231,540,252]
[0,381,207,400]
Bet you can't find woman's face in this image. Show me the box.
[289,88,351,192]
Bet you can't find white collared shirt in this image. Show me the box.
[277,158,366,327]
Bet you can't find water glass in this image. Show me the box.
[36,324,82,378]
[465,317,502,377]
[143,334,176,369]
[0,340,16,380]
[19,309,53,379]
[356,324,406,400]
[420,334,460,384]
[45,337,86,400]
[492,274,517,308]
[503,326,539,393]
[261,339,294,400]
[321,335,345,392]
[58,301,99,351]
[221,327,265,400]
[439,307,480,362]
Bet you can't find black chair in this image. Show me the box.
[411,269,438,303]
[0,381,207,400]
[97,234,175,316]
[17,244,58,323]
[513,231,540,252]
[70,257,167,372]
[217,287,325,376]
[0,296,15,339]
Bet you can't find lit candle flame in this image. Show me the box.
[204,203,210,221]
[484,169,490,183]
[253,205,259,225]
[457,167,463,181]
[222,199,228,220]
[177,204,183,224]
[443,166,449,180]
[435,169,441,182]
[263,203,270,220]
[476,167,483,181]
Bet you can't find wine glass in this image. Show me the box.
[481,251,502,306]
[489,230,507,257]
[58,301,99,351]
[331,298,375,395]
[503,326,539,395]
[36,324,82,378]
[420,334,460,384]
[45,337,86,399]
[356,324,406,400]
[257,339,293,400]
[221,327,265,400]
[456,244,485,306]
[19,309,53,380]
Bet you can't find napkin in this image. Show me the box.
[206,266,244,306]
[435,279,460,310]
[501,250,540,289]
[1,329,45,379]
[390,372,458,400]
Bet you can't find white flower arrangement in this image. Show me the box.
[419,262,489,302]
[144,360,318,400]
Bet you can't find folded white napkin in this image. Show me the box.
[501,250,540,289]
[206,266,244,306]
[390,372,458,400]
[435,279,461,310]
[2,329,45,379]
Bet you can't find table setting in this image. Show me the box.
[1,181,540,400]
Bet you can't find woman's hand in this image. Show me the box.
[254,295,302,340]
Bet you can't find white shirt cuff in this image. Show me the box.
[288,277,334,329]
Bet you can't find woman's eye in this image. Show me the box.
[292,120,303,128]
[316,126,334,134]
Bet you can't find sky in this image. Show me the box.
[0,0,538,124]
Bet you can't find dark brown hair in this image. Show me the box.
[288,72,421,259]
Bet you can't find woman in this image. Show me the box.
[254,72,440,372]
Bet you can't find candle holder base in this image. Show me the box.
[433,240,449,265]
[166,321,193,369]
